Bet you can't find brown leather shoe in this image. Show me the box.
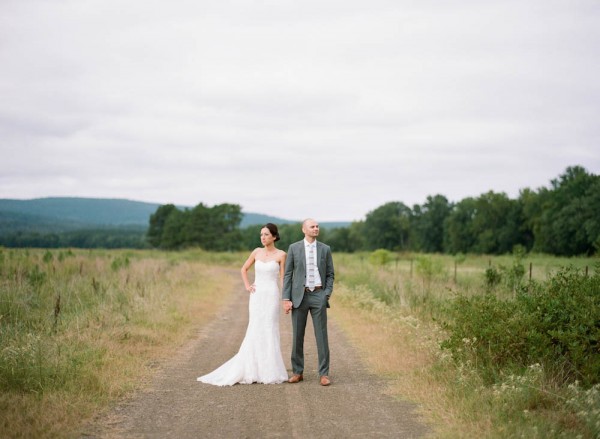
[288,374,303,383]
[320,376,331,386]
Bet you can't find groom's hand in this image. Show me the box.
[283,300,292,314]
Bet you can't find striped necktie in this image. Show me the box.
[307,244,316,291]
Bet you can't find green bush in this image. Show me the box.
[517,265,600,385]
[110,255,130,271]
[43,250,54,263]
[440,294,524,382]
[484,266,502,289]
[415,255,445,281]
[483,248,526,292]
[369,249,394,266]
[442,265,600,386]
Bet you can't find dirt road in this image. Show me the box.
[83,272,428,438]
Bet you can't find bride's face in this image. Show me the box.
[260,228,275,246]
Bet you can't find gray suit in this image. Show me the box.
[283,240,334,376]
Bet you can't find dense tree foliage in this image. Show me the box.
[0,228,148,249]
[443,197,477,254]
[147,204,177,247]
[470,191,522,254]
[2,166,597,255]
[363,201,412,251]
[328,166,599,256]
[411,195,451,253]
[533,166,600,255]
[147,203,243,250]
[326,224,363,253]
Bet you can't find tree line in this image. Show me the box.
[147,203,244,251]
[2,165,596,254]
[147,166,598,257]
[325,165,599,256]
[0,227,149,249]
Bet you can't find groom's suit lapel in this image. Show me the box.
[316,241,326,279]
[298,242,306,276]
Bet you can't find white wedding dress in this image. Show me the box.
[197,260,288,386]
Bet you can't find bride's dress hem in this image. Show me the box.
[196,260,288,387]
[196,376,288,387]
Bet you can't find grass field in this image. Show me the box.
[1,248,597,438]
[332,251,599,439]
[0,248,238,438]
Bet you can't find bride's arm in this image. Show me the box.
[278,252,287,288]
[241,249,259,293]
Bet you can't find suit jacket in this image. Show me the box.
[282,240,334,308]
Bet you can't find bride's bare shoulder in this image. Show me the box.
[276,249,287,263]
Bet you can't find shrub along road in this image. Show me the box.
[83,271,428,438]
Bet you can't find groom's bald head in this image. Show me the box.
[302,218,320,240]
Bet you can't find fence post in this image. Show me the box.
[585,266,589,277]
[529,262,532,281]
[454,260,457,284]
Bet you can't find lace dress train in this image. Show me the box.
[197,260,288,386]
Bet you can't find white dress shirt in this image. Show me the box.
[304,239,322,288]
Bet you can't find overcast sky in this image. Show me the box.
[1,0,599,221]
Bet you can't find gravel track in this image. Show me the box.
[83,270,428,438]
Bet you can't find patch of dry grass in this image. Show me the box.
[0,249,237,438]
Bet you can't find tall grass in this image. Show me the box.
[0,248,237,439]
[332,251,599,438]
[2,248,596,438]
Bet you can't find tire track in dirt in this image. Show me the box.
[83,270,429,438]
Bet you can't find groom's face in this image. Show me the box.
[302,220,319,239]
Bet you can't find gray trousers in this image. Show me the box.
[291,289,330,376]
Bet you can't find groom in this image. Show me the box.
[283,218,335,386]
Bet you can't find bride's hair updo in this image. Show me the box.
[263,223,280,241]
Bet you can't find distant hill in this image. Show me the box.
[240,212,296,228]
[0,210,92,233]
[0,198,159,228]
[0,197,347,234]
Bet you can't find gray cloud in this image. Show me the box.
[1,0,599,221]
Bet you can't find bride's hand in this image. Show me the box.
[247,284,256,294]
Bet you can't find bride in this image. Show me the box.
[197,223,289,386]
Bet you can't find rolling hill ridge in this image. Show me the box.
[0,197,348,234]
